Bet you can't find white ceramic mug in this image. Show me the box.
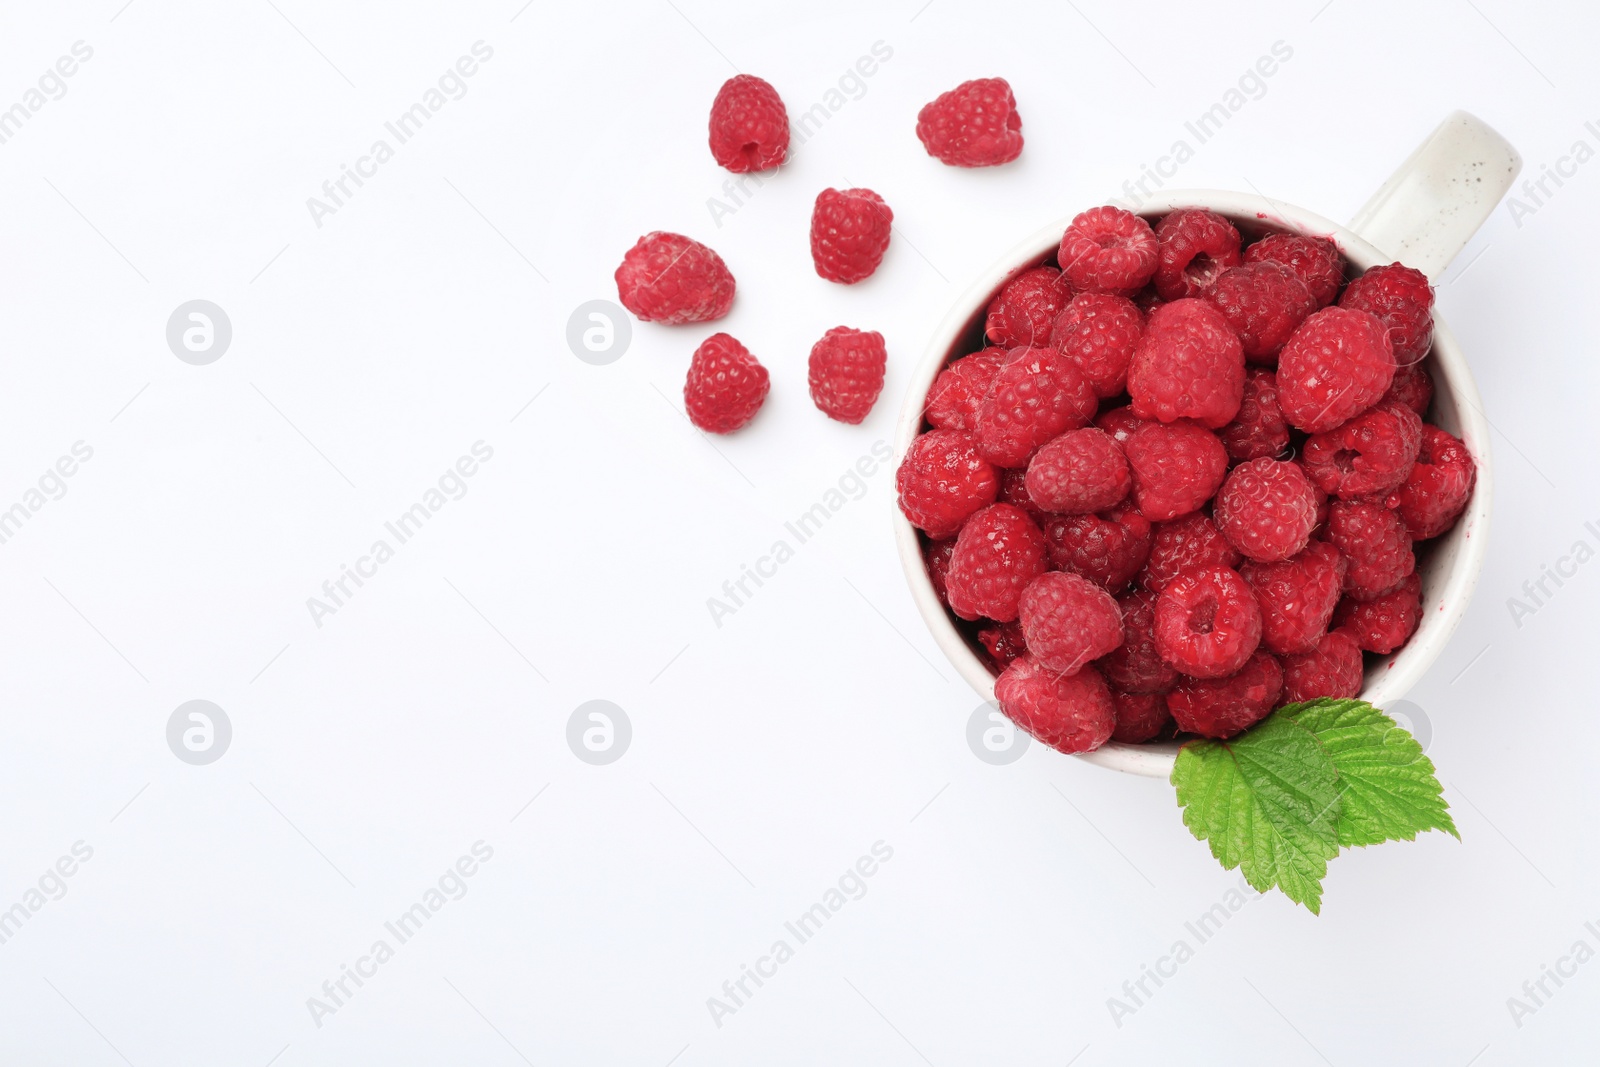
[894,111,1521,778]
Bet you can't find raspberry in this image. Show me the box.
[896,429,999,539]
[1385,425,1476,540]
[1302,400,1423,500]
[1334,572,1421,654]
[1040,503,1151,594]
[994,658,1115,755]
[1024,428,1130,514]
[808,326,887,424]
[1383,361,1434,418]
[1128,299,1245,429]
[1339,263,1434,364]
[1326,500,1414,601]
[1276,307,1396,433]
[684,333,768,433]
[945,504,1048,621]
[1243,232,1344,307]
[810,187,893,284]
[1280,630,1365,705]
[997,465,1041,516]
[1152,209,1242,301]
[915,77,1023,167]
[615,232,735,325]
[975,347,1097,467]
[1167,651,1282,738]
[1110,690,1172,744]
[1049,292,1144,397]
[925,348,1007,432]
[1220,368,1290,462]
[1017,571,1124,674]
[1154,565,1262,679]
[986,267,1072,348]
[1094,405,1150,446]
[1212,458,1319,563]
[1057,206,1159,295]
[1139,512,1241,593]
[1202,261,1317,363]
[1099,588,1179,694]
[1240,540,1347,655]
[924,538,956,606]
[1124,419,1229,522]
[978,622,1028,669]
[708,74,789,173]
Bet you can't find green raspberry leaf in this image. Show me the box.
[1279,698,1458,847]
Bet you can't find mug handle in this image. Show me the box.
[1347,110,1522,280]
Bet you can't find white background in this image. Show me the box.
[0,0,1595,1063]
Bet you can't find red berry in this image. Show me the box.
[1213,458,1319,563]
[1018,571,1124,675]
[975,347,1097,467]
[808,326,887,424]
[1339,263,1434,364]
[1276,307,1397,433]
[1167,651,1282,738]
[896,429,999,539]
[996,465,1041,515]
[978,622,1028,669]
[1202,261,1317,363]
[924,538,956,606]
[1128,299,1245,429]
[925,348,1007,433]
[1024,428,1130,514]
[1057,206,1158,295]
[1280,630,1365,705]
[1154,565,1263,679]
[1302,400,1423,500]
[994,657,1114,754]
[708,74,789,173]
[684,333,768,433]
[1243,232,1344,307]
[1220,368,1290,462]
[1326,500,1414,601]
[1123,418,1229,521]
[1383,361,1434,418]
[810,187,893,284]
[615,232,735,325]
[1110,689,1172,744]
[915,77,1023,167]
[986,267,1072,348]
[1139,511,1241,594]
[1040,503,1151,594]
[1240,540,1347,656]
[1385,425,1476,540]
[1099,589,1179,694]
[945,504,1048,622]
[1050,292,1145,397]
[1153,209,1242,301]
[1094,404,1150,446]
[1334,571,1422,654]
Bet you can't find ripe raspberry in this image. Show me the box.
[615,232,735,325]
[1094,405,1150,446]
[1167,651,1282,738]
[1385,424,1476,540]
[684,333,768,433]
[945,504,1048,622]
[1203,261,1317,363]
[1057,206,1158,295]
[925,348,1007,432]
[1155,565,1262,679]
[1383,361,1434,418]
[1240,540,1347,656]
[1128,299,1245,429]
[975,347,1097,467]
[993,657,1114,755]
[996,465,1041,516]
[1339,263,1434,363]
[1334,571,1421,654]
[986,267,1072,348]
[1040,503,1152,594]
[1139,512,1241,594]
[810,188,893,284]
[1327,500,1414,601]
[1280,630,1365,705]
[1124,419,1228,522]
[1220,368,1290,462]
[1050,292,1144,397]
[1153,209,1242,301]
[1213,458,1319,563]
[1302,400,1423,500]
[808,326,887,424]
[924,538,956,606]
[1099,589,1179,694]
[1017,571,1124,675]
[915,77,1023,167]
[1243,232,1344,307]
[708,74,789,173]
[978,622,1028,669]
[1110,689,1172,744]
[896,429,1000,539]
[1024,428,1130,514]
[1276,307,1397,433]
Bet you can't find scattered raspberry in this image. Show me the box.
[1243,232,1344,307]
[1339,262,1434,364]
[1280,630,1365,704]
[1139,511,1241,594]
[978,622,1028,669]
[1024,428,1131,514]
[1383,361,1434,418]
[1302,400,1423,500]
[896,429,999,539]
[1276,307,1396,433]
[986,267,1072,348]
[993,657,1115,754]
[1385,425,1476,540]
[945,504,1048,622]
[1110,689,1172,744]
[1334,571,1421,654]
[1123,419,1229,522]
[1327,500,1414,601]
[1153,209,1242,301]
[1093,405,1150,446]
[808,326,887,424]
[915,77,1023,167]
[925,348,1007,432]
[924,538,956,606]
[1167,651,1283,738]
[810,188,893,284]
[1154,565,1263,679]
[1202,261,1317,363]
[1128,299,1245,428]
[1220,368,1290,462]
[708,74,789,173]
[1019,571,1124,675]
[1057,206,1159,295]
[615,232,735,325]
[684,333,768,433]
[1040,503,1152,594]
[975,347,1097,467]
[1050,292,1144,397]
[1240,540,1347,655]
[1099,589,1179,695]
[1213,458,1319,563]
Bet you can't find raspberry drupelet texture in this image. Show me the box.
[1139,511,1242,593]
[1123,419,1229,522]
[944,504,1048,622]
[1153,209,1243,301]
[915,77,1023,167]
[1110,689,1172,744]
[1339,262,1435,364]
[925,348,1007,433]
[1024,428,1131,514]
[1128,299,1245,428]
[1212,457,1320,563]
[1050,292,1145,397]
[1018,571,1124,675]
[1040,503,1152,594]
[1154,565,1263,679]
[810,188,893,284]
[896,429,999,539]
[1167,651,1283,738]
[1203,260,1317,363]
[684,333,769,433]
[1302,400,1423,500]
[997,465,1041,516]
[1094,405,1150,446]
[1383,361,1434,418]
[708,74,789,173]
[975,347,1098,467]
[1220,368,1291,462]
[1327,500,1414,601]
[924,538,956,606]
[615,232,735,325]
[1385,425,1476,539]
[1276,306,1397,433]
[1334,571,1422,654]
[993,657,1115,755]
[986,267,1073,348]
[1057,206,1159,295]
[1280,630,1365,704]
[1243,232,1344,307]
[808,327,887,424]
[1241,539,1347,656]
[1099,588,1179,695]
[978,622,1028,669]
